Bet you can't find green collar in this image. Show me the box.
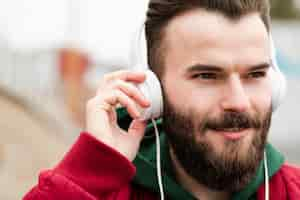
[117,108,285,200]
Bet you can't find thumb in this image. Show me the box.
[128,119,147,141]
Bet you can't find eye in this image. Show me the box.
[192,73,218,79]
[247,71,267,79]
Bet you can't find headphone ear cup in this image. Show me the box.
[270,37,287,111]
[270,67,286,111]
[136,69,163,120]
[130,23,164,120]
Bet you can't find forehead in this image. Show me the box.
[163,8,270,70]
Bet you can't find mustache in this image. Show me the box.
[203,111,261,131]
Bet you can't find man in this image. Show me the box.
[24,0,300,199]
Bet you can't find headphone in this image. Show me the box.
[129,22,285,200]
[130,23,287,120]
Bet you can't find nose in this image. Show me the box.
[220,75,251,112]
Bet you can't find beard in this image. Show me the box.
[162,95,272,192]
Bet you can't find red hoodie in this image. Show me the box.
[23,133,300,200]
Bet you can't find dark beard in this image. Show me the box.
[162,95,272,192]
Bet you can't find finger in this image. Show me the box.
[114,80,150,108]
[105,91,141,119]
[105,70,146,83]
[128,119,147,140]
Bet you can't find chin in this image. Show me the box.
[211,132,255,159]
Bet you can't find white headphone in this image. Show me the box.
[130,23,287,120]
[269,35,287,111]
[130,23,164,120]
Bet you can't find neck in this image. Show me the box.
[169,148,231,200]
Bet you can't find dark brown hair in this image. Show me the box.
[145,0,271,76]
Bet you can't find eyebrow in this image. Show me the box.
[248,63,270,71]
[186,63,271,74]
[186,65,223,75]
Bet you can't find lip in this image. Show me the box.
[210,128,250,140]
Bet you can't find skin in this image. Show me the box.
[86,8,272,200]
[160,9,272,199]
[86,70,150,161]
[162,9,271,160]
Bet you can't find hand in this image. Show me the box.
[86,70,150,161]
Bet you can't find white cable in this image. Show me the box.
[263,151,269,200]
[152,118,165,200]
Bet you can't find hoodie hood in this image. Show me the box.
[117,108,285,200]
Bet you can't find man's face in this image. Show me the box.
[161,9,272,191]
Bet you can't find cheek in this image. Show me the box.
[247,80,272,110]
[164,78,221,111]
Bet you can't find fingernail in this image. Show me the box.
[142,100,150,107]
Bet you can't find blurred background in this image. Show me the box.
[0,1,299,199]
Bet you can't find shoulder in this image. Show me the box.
[279,164,300,180]
[277,163,300,196]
